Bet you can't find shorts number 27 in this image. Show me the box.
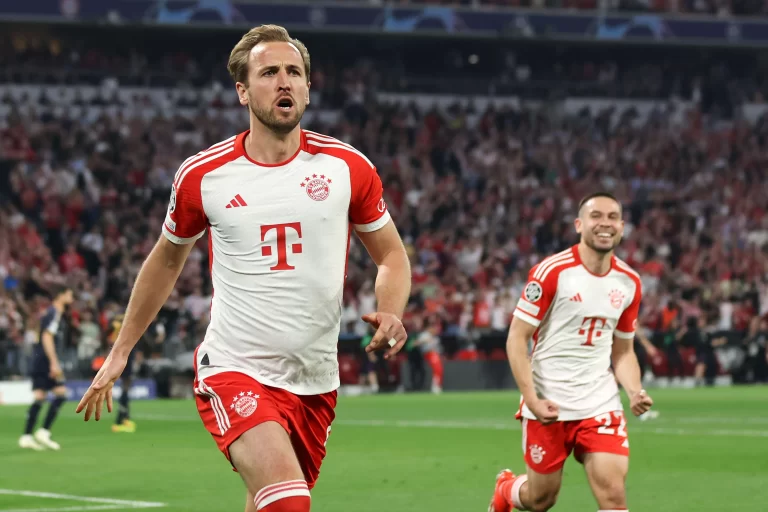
[595,411,627,437]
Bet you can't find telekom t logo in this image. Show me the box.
[579,317,607,346]
[261,222,302,271]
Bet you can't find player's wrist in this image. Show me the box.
[110,341,134,359]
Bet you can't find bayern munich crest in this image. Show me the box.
[529,444,547,465]
[300,174,332,201]
[609,289,625,309]
[230,391,259,418]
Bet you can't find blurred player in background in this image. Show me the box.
[19,284,73,451]
[412,316,444,394]
[634,326,660,421]
[75,23,411,512]
[489,192,654,512]
[107,313,137,433]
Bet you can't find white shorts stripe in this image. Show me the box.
[176,144,235,188]
[521,418,528,454]
[533,250,571,280]
[206,383,231,430]
[196,385,225,435]
[540,258,575,282]
[305,140,374,169]
[199,381,231,434]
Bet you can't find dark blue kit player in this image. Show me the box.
[108,313,137,433]
[19,284,74,451]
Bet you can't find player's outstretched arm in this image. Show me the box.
[356,219,412,359]
[75,235,195,421]
[507,317,559,424]
[612,336,653,416]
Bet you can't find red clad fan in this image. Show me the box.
[489,192,654,512]
[75,25,412,512]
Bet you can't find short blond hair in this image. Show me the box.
[227,24,311,85]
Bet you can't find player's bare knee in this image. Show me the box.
[597,483,626,510]
[528,492,558,512]
[229,421,305,495]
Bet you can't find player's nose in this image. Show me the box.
[276,69,292,90]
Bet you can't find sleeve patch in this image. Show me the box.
[516,299,541,317]
[524,281,543,303]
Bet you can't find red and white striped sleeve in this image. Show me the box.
[614,260,643,339]
[349,162,390,233]
[513,249,575,327]
[513,266,558,328]
[163,171,207,245]
[162,136,237,245]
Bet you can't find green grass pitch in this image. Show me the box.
[1,387,766,511]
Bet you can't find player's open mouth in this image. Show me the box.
[276,97,294,111]
[596,233,613,239]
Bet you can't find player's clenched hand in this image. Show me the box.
[75,353,128,421]
[529,399,560,425]
[362,312,407,360]
[630,389,654,417]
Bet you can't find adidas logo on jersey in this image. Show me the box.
[225,194,248,209]
[569,293,583,302]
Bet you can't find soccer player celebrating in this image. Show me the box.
[489,192,654,512]
[19,284,73,451]
[76,24,411,512]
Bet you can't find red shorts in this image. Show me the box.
[194,371,337,489]
[521,411,629,474]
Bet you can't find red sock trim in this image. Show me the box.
[258,496,311,512]
[254,480,310,510]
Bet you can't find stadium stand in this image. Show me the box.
[1,22,767,395]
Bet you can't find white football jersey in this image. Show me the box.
[513,245,642,421]
[163,130,391,395]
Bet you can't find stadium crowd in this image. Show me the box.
[1,25,768,388]
[1,81,768,386]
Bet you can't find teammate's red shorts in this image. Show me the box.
[194,370,337,489]
[521,411,630,474]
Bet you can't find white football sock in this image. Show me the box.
[511,474,528,509]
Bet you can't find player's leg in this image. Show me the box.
[114,375,136,432]
[244,491,256,512]
[195,373,311,512]
[425,351,444,393]
[19,385,47,450]
[574,411,631,511]
[494,466,563,512]
[229,421,309,511]
[34,383,66,450]
[289,389,337,490]
[490,419,569,512]
[582,453,629,510]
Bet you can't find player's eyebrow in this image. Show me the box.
[259,63,303,75]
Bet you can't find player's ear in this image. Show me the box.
[236,82,249,106]
[574,217,583,235]
[305,80,311,105]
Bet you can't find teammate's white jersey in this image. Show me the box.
[513,245,642,421]
[163,130,390,395]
